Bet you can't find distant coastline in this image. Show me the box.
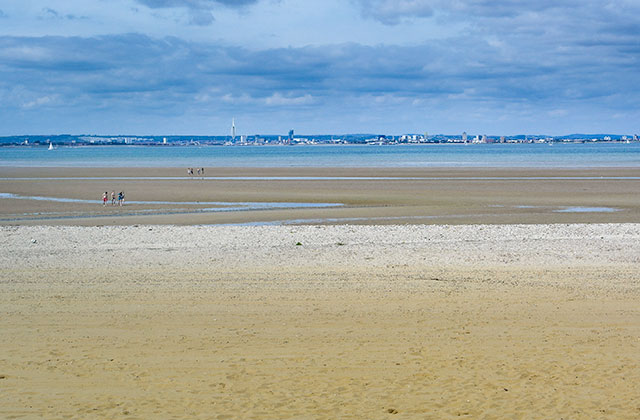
[1,133,638,147]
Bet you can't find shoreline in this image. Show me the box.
[2,166,639,226]
[3,165,640,172]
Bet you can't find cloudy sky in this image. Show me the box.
[1,0,639,135]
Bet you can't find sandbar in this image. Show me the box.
[1,166,640,225]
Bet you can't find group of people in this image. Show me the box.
[102,190,125,206]
[187,167,205,177]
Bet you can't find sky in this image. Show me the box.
[1,0,639,136]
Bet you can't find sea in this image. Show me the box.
[1,143,640,168]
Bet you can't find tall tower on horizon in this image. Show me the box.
[231,118,236,141]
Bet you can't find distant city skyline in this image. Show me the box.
[1,1,639,136]
[3,132,638,148]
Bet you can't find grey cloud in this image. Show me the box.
[1,28,639,133]
[136,0,258,10]
[2,32,637,102]
[355,0,434,25]
[42,8,59,18]
[445,0,581,17]
[135,0,258,26]
[40,7,87,21]
[356,0,586,24]
[188,9,215,25]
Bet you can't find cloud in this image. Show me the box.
[22,94,59,109]
[39,7,87,21]
[135,0,259,10]
[355,0,587,24]
[355,0,434,25]
[134,0,259,26]
[188,9,214,25]
[41,8,60,18]
[265,93,314,106]
[444,0,581,17]
[136,0,258,9]
[2,32,638,107]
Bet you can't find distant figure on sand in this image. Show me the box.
[119,191,125,206]
[187,168,193,176]
[197,168,201,176]
[102,192,108,206]
[201,168,204,177]
[111,190,116,206]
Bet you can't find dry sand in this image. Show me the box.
[2,167,640,225]
[1,224,640,419]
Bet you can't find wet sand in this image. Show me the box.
[1,224,639,419]
[1,167,640,225]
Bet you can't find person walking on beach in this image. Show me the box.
[119,191,125,206]
[111,190,116,206]
[102,191,108,206]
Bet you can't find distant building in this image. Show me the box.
[462,132,468,142]
[231,118,236,141]
[288,129,294,141]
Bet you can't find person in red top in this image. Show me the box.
[102,192,108,206]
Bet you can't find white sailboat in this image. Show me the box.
[48,142,54,150]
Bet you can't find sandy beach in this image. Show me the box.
[2,167,640,225]
[1,167,639,418]
[1,223,639,419]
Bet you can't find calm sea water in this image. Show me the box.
[1,143,639,168]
